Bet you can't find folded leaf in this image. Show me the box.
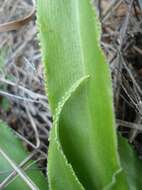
[0,121,48,190]
[37,0,129,189]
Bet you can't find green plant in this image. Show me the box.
[0,0,142,189]
[0,121,48,189]
[37,0,142,189]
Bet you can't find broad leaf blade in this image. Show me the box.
[37,0,128,189]
[0,121,48,190]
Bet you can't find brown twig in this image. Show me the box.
[0,0,35,32]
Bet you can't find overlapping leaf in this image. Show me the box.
[37,0,126,189]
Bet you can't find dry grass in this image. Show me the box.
[101,0,142,156]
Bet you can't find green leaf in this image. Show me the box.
[118,135,142,190]
[48,76,88,190]
[0,121,48,189]
[37,0,129,189]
